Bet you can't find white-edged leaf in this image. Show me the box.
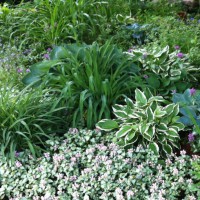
[96,119,118,131]
[163,143,173,155]
[135,88,147,106]
[116,125,132,138]
[149,142,159,155]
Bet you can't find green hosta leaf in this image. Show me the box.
[50,46,69,60]
[113,110,128,119]
[146,107,154,121]
[163,143,173,155]
[135,88,147,106]
[22,74,42,86]
[124,97,134,109]
[96,119,118,131]
[157,134,165,142]
[134,111,147,118]
[125,134,138,145]
[149,142,159,155]
[163,104,175,115]
[146,75,160,89]
[116,125,132,138]
[168,104,179,119]
[169,141,180,149]
[157,123,168,132]
[139,123,150,134]
[154,107,167,118]
[171,116,180,123]
[172,122,185,131]
[147,126,155,139]
[143,133,152,141]
[170,69,181,76]
[148,96,165,103]
[167,128,180,138]
[126,130,136,141]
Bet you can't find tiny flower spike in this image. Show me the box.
[174,45,180,50]
[47,48,52,52]
[177,52,184,58]
[143,74,148,79]
[189,88,196,96]
[43,53,50,60]
[26,68,30,73]
[17,68,23,73]
[188,133,195,142]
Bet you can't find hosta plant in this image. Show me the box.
[97,88,185,156]
[172,88,200,153]
[129,45,199,95]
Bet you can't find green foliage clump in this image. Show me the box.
[0,85,66,159]
[0,129,198,199]
[97,88,184,156]
[130,45,198,95]
[22,41,142,129]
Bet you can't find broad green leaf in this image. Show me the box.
[125,130,136,141]
[50,46,68,60]
[116,125,132,138]
[157,123,168,132]
[172,122,185,131]
[146,75,160,89]
[113,110,128,119]
[167,128,180,138]
[163,143,172,155]
[135,88,147,106]
[154,107,167,118]
[96,119,118,131]
[149,142,159,155]
[146,107,154,121]
[147,126,155,139]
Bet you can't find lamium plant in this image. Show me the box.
[97,88,184,156]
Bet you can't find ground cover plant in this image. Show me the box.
[0,129,199,199]
[0,0,200,199]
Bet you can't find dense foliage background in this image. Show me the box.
[0,0,199,199]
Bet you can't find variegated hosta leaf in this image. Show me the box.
[149,142,159,155]
[148,96,165,103]
[167,128,180,138]
[163,104,175,115]
[146,107,154,121]
[163,143,172,155]
[135,88,147,107]
[147,126,155,139]
[171,122,185,131]
[113,110,128,119]
[157,123,168,132]
[116,125,132,138]
[125,130,136,141]
[154,106,167,118]
[96,119,118,131]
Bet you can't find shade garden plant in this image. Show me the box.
[0,0,200,199]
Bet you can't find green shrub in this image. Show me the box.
[22,41,142,128]
[97,88,184,156]
[0,129,198,199]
